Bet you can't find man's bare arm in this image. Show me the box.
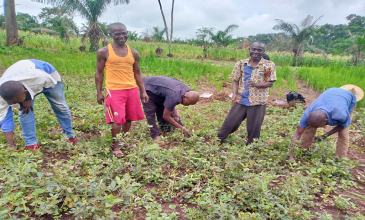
[95,47,107,105]
[163,108,189,136]
[131,48,149,103]
[315,125,345,142]
[289,126,306,161]
[247,80,274,89]
[231,80,239,106]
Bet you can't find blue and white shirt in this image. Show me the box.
[0,59,61,132]
[299,88,357,128]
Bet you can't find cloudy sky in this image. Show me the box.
[13,0,365,40]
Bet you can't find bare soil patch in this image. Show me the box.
[197,78,321,108]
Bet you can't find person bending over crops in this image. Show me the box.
[0,59,77,150]
[95,22,149,158]
[289,85,364,161]
[142,76,199,146]
[217,42,277,145]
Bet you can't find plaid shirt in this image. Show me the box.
[230,57,276,106]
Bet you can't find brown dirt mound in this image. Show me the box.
[214,91,229,101]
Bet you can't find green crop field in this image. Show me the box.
[0,30,365,219]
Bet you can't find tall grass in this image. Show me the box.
[0,46,232,91]
[297,66,365,107]
[0,29,358,68]
[0,29,364,107]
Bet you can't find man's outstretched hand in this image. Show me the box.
[182,127,190,137]
[20,100,33,114]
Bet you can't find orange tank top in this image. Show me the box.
[105,44,137,90]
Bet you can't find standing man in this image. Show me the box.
[143,76,199,145]
[217,42,276,145]
[289,85,363,161]
[0,59,77,150]
[95,22,148,158]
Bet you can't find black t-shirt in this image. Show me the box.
[144,76,190,111]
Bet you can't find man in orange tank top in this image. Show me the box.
[95,22,149,158]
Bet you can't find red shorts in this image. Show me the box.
[105,87,145,124]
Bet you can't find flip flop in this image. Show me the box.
[111,149,125,158]
[25,144,40,151]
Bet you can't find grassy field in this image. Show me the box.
[0,31,365,219]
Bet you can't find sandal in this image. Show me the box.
[111,149,125,158]
[25,144,40,151]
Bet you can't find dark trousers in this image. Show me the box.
[142,99,171,138]
[218,104,267,145]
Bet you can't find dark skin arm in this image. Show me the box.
[247,79,274,89]
[131,48,149,103]
[231,80,239,106]
[289,126,305,161]
[314,125,345,141]
[163,108,189,136]
[95,47,108,105]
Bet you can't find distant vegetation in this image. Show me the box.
[1,11,365,60]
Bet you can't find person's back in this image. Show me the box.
[290,85,363,160]
[302,88,356,127]
[105,44,136,90]
[144,76,190,109]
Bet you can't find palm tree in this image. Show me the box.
[38,7,78,41]
[4,0,19,45]
[273,15,323,66]
[128,30,139,41]
[32,0,130,51]
[157,0,175,44]
[196,27,214,57]
[150,27,165,42]
[208,24,239,47]
[157,0,169,43]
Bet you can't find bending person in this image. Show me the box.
[290,85,363,161]
[0,59,77,150]
[142,76,199,145]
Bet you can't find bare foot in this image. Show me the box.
[111,149,125,158]
[8,145,17,150]
[111,144,125,158]
[153,136,166,146]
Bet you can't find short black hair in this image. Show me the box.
[109,22,126,32]
[251,41,265,48]
[0,81,23,100]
